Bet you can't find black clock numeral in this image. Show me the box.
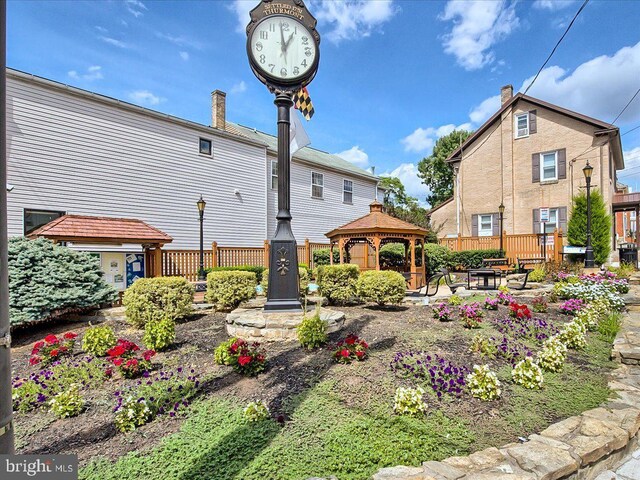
[301,36,309,45]
[259,54,265,64]
[294,26,297,34]
[301,59,307,68]
[282,22,289,31]
[305,47,312,57]
[260,31,268,40]
[280,67,287,77]
[255,42,263,52]
[268,63,275,73]
[293,66,299,75]
[269,23,276,32]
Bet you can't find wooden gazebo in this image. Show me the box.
[325,200,429,289]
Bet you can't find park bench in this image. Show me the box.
[511,257,547,290]
[405,268,465,297]
[481,258,512,274]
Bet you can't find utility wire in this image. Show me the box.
[623,125,640,136]
[612,87,640,125]
[523,0,589,95]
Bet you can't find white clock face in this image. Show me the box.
[250,15,317,82]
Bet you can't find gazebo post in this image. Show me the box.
[339,238,344,264]
[421,238,426,284]
[374,237,381,270]
[363,241,369,270]
[410,238,417,289]
[330,241,334,265]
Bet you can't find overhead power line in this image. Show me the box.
[612,87,640,125]
[623,125,640,136]
[523,0,589,95]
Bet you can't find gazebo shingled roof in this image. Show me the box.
[325,201,429,289]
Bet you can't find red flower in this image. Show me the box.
[355,351,365,359]
[345,335,357,345]
[49,349,59,357]
[63,332,78,340]
[33,341,45,350]
[108,345,126,357]
[238,355,252,366]
[126,358,138,367]
[58,346,68,353]
[340,349,350,358]
[112,358,123,366]
[29,356,41,366]
[359,340,369,349]
[105,368,113,378]
[31,347,40,355]
[44,334,58,344]
[257,355,265,363]
[143,350,156,361]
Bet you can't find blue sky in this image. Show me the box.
[7,0,640,205]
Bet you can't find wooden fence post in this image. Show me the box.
[211,242,218,268]
[304,238,310,266]
[553,228,561,263]
[456,233,462,251]
[263,240,270,268]
[155,248,163,277]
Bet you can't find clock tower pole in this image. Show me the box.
[246,0,320,312]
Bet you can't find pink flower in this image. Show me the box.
[143,350,156,361]
[63,332,78,340]
[44,334,58,344]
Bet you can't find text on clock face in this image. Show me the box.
[250,15,316,80]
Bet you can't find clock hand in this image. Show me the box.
[279,22,286,59]
[284,32,294,52]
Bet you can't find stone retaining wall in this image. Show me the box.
[373,311,640,480]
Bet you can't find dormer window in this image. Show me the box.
[515,113,529,138]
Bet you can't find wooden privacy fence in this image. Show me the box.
[161,239,330,281]
[438,230,564,264]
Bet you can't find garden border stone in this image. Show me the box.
[373,309,640,480]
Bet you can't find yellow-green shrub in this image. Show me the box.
[316,264,360,305]
[123,277,194,328]
[297,310,327,349]
[143,317,176,351]
[206,271,256,311]
[528,266,546,283]
[261,268,309,295]
[82,324,117,357]
[355,270,406,306]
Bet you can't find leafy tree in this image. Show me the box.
[567,190,612,265]
[8,237,117,326]
[378,176,436,242]
[417,129,473,207]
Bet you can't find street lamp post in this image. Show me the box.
[197,195,206,281]
[583,162,595,268]
[498,202,505,256]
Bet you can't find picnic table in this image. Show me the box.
[467,269,500,290]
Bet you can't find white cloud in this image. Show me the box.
[401,123,470,154]
[230,0,397,41]
[336,146,369,168]
[230,80,247,95]
[381,163,430,206]
[99,36,128,49]
[128,90,165,106]
[125,0,147,18]
[157,32,203,50]
[229,0,254,33]
[179,51,189,61]
[95,26,108,34]
[520,41,640,124]
[313,0,398,43]
[533,0,575,10]
[68,65,103,81]
[440,0,519,71]
[469,94,501,125]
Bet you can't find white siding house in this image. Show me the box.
[6,68,378,249]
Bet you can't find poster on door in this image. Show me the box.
[101,253,126,291]
[126,253,145,287]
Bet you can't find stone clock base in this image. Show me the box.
[226,304,345,342]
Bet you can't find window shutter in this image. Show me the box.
[532,153,540,183]
[533,209,540,234]
[558,148,567,179]
[529,110,537,134]
[492,213,500,236]
[472,214,478,237]
[558,207,568,233]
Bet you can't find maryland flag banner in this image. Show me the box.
[293,87,315,121]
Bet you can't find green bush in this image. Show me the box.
[379,243,406,268]
[424,243,452,276]
[8,237,117,327]
[316,264,360,305]
[355,270,406,306]
[82,324,117,357]
[568,190,612,265]
[261,268,309,295]
[528,266,546,283]
[214,337,238,366]
[297,310,327,349]
[123,277,194,328]
[449,249,503,270]
[143,317,176,351]
[312,248,341,266]
[205,265,266,283]
[206,271,256,311]
[48,384,85,418]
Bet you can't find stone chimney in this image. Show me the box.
[501,84,513,105]
[211,90,226,130]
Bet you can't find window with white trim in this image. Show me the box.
[270,160,277,190]
[479,214,493,237]
[311,172,324,198]
[515,113,529,138]
[541,151,558,181]
[543,208,559,234]
[343,179,353,203]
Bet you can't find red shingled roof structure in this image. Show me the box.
[28,214,173,246]
[326,200,428,237]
